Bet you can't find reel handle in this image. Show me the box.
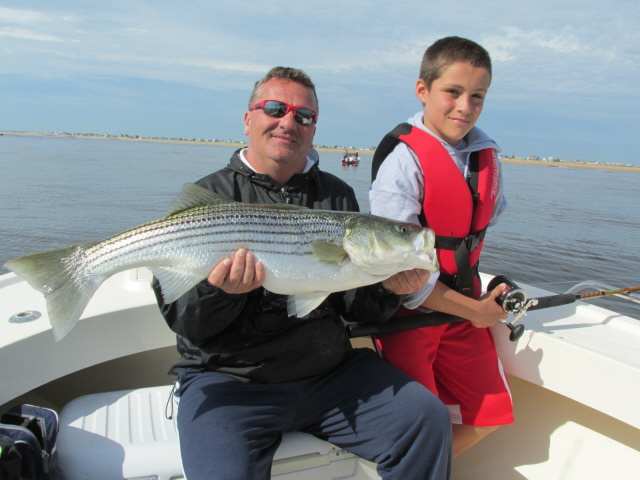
[506,323,525,342]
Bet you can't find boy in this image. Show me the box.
[369,36,514,457]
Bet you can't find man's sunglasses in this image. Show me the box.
[250,100,318,125]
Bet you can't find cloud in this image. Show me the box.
[0,7,65,42]
[0,27,61,42]
[482,26,583,63]
[0,7,49,24]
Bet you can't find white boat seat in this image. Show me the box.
[57,384,380,480]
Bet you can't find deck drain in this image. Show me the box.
[9,310,42,323]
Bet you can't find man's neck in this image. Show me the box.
[241,149,310,187]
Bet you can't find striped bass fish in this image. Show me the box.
[5,183,438,341]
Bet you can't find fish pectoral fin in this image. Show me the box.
[151,267,205,304]
[166,183,234,217]
[311,242,349,265]
[287,293,330,318]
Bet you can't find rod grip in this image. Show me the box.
[347,312,466,338]
[528,293,577,311]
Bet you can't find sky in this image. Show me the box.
[1,1,639,164]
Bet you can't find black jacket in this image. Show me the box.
[154,150,401,383]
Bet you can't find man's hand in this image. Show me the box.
[207,248,266,294]
[381,269,431,295]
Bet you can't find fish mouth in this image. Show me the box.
[421,228,436,251]
[413,250,439,272]
[418,252,440,272]
[415,229,439,272]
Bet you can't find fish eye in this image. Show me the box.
[397,225,409,234]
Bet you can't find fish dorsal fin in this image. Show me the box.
[312,241,349,265]
[166,183,305,216]
[258,203,303,211]
[167,183,233,216]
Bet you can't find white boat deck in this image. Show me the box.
[2,269,639,479]
[0,268,176,409]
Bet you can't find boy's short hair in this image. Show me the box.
[249,66,318,109]
[419,37,492,88]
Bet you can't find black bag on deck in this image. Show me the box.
[0,404,59,480]
[0,433,23,480]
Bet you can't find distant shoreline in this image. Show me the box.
[498,157,640,173]
[1,130,358,154]
[3,131,639,173]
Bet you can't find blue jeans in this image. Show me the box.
[175,348,451,480]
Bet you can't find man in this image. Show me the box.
[154,66,451,480]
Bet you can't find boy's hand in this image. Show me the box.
[208,248,266,294]
[381,269,431,295]
[469,283,509,328]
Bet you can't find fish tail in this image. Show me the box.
[4,243,102,341]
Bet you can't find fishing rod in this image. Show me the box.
[347,275,640,342]
[488,275,640,341]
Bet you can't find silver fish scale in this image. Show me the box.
[78,203,353,276]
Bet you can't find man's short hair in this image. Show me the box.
[249,67,318,109]
[419,37,492,88]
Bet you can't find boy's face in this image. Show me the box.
[416,62,491,146]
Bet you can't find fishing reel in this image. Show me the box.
[488,276,640,341]
[487,275,531,341]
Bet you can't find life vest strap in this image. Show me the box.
[371,123,413,182]
[435,228,487,251]
[439,261,480,297]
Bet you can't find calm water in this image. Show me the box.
[2,133,639,319]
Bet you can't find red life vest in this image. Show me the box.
[372,123,500,298]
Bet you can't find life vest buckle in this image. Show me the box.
[464,230,485,251]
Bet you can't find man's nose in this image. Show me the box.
[278,110,298,128]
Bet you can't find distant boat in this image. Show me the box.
[342,152,359,166]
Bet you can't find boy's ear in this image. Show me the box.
[415,79,429,105]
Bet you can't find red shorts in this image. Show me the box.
[376,321,514,426]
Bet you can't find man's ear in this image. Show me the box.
[243,110,251,135]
